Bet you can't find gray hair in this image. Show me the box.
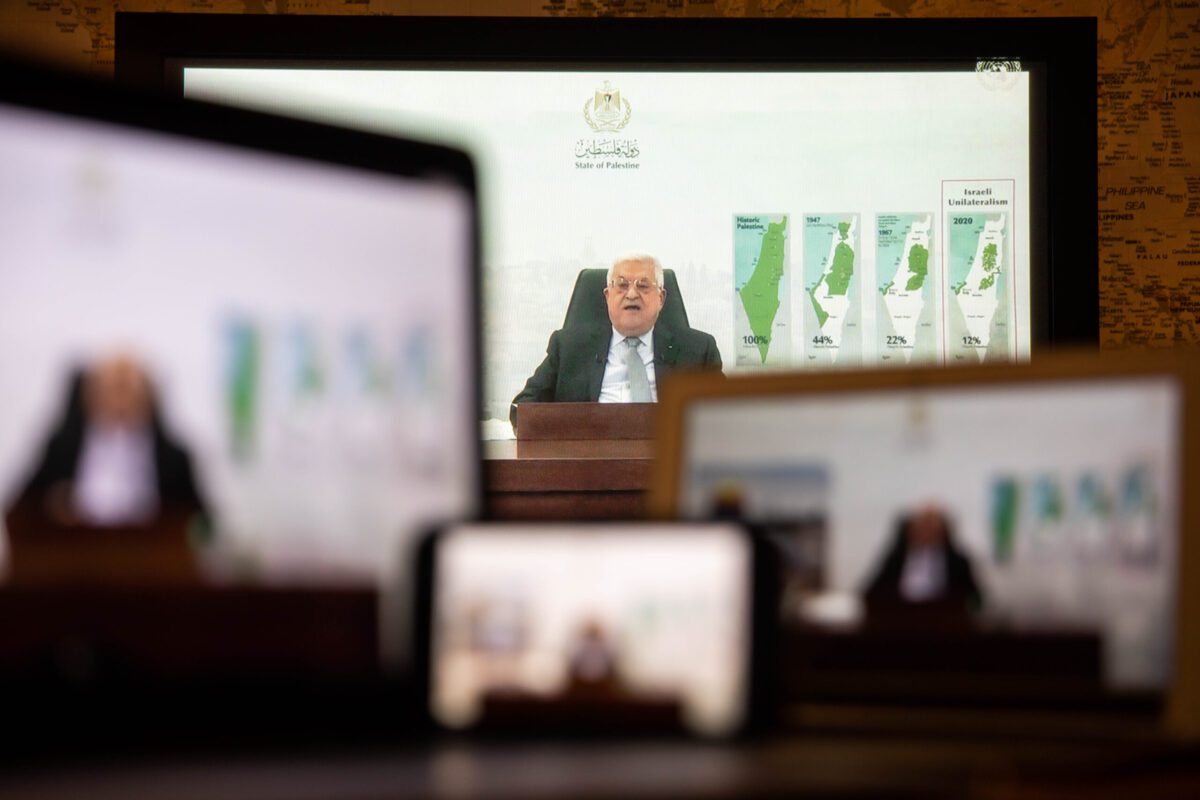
[607,253,665,288]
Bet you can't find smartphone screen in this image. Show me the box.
[428,523,753,737]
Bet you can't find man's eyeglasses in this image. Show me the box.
[610,278,660,295]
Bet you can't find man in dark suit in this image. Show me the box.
[510,255,722,426]
[863,504,984,618]
[7,355,208,530]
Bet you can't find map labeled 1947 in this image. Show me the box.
[804,213,860,365]
[876,213,937,364]
[943,180,1016,363]
[734,214,790,367]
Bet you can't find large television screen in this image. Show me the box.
[116,16,1098,430]
[0,66,480,582]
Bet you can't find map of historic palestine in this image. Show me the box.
[947,212,1011,362]
[734,214,790,366]
[805,214,859,363]
[877,213,936,364]
[2,1,1197,351]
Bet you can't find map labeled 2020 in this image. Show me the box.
[943,180,1015,363]
[734,214,790,366]
[804,213,860,364]
[877,213,937,364]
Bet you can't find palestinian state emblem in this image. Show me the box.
[583,81,631,132]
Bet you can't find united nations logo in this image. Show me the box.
[976,58,1022,73]
[583,81,631,132]
[976,58,1022,91]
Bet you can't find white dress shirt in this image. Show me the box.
[899,545,947,602]
[71,424,159,526]
[598,328,657,403]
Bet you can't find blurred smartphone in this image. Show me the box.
[414,522,776,738]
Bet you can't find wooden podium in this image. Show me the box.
[484,403,656,520]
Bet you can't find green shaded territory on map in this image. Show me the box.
[225,320,261,462]
[906,246,929,291]
[991,477,1020,565]
[877,213,936,364]
[978,244,999,290]
[734,214,791,367]
[804,214,859,364]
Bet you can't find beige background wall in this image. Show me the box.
[2,0,1198,349]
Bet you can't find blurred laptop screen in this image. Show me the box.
[0,97,476,582]
[677,377,1180,691]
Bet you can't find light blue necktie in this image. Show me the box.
[624,336,651,402]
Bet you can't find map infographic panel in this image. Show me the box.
[944,180,1017,363]
[804,214,861,365]
[876,213,938,364]
[734,214,791,367]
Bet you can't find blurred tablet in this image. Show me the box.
[415,522,774,738]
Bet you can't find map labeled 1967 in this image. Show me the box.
[734,214,790,367]
[877,213,937,364]
[943,180,1016,363]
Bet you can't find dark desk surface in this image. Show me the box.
[3,734,1197,800]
